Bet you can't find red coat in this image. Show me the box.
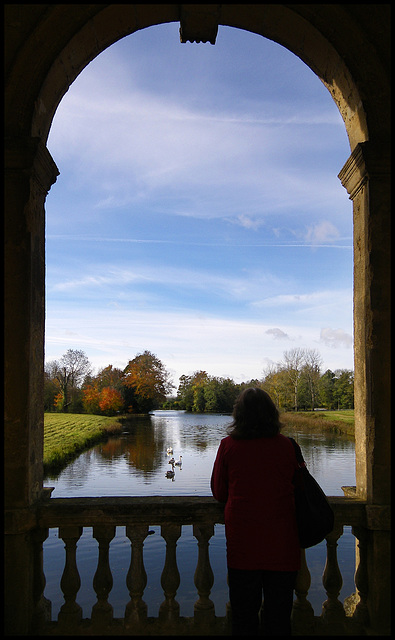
[211,433,301,571]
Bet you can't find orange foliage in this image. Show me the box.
[123,350,173,401]
[82,384,101,413]
[53,391,64,409]
[98,387,123,413]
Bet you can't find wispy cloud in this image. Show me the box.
[48,262,281,305]
[47,233,352,250]
[252,289,350,309]
[48,52,350,227]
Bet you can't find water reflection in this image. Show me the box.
[45,411,234,496]
[43,411,356,620]
[44,411,355,498]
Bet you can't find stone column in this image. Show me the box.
[338,141,390,634]
[4,136,59,634]
[338,141,390,505]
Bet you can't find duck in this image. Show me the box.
[165,469,175,479]
[168,457,175,465]
[166,447,173,454]
[174,456,183,466]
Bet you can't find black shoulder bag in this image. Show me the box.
[289,437,334,549]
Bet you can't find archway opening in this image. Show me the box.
[6,7,390,634]
[42,23,357,619]
[44,23,353,408]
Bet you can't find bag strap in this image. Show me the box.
[288,437,306,468]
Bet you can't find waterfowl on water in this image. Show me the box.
[168,457,175,465]
[165,469,175,479]
[167,447,173,454]
[174,456,183,466]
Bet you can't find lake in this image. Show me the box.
[43,410,356,619]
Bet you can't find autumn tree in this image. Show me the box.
[82,364,126,414]
[99,387,124,415]
[262,367,294,410]
[82,384,101,414]
[95,365,124,391]
[123,350,174,413]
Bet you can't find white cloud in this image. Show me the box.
[305,221,340,245]
[320,327,353,349]
[265,328,291,340]
[229,214,266,230]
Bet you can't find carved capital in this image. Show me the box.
[338,144,367,200]
[338,141,390,200]
[5,136,59,194]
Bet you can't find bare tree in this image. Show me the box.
[50,349,92,411]
[59,349,92,389]
[283,348,305,411]
[303,348,323,410]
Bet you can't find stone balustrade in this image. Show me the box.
[33,495,368,636]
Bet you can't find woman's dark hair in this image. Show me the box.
[227,387,282,439]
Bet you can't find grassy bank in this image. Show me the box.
[281,409,354,437]
[44,413,123,474]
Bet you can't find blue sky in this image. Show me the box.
[45,23,353,389]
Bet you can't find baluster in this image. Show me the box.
[322,525,346,627]
[193,524,215,628]
[58,526,83,628]
[31,527,51,632]
[159,524,182,624]
[124,524,149,629]
[91,525,116,628]
[291,549,315,634]
[351,525,369,626]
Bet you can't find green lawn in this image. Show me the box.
[44,412,123,471]
[281,409,354,436]
[315,409,354,425]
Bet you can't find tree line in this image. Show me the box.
[171,348,353,413]
[44,349,174,415]
[44,347,354,416]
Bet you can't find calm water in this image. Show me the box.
[43,410,356,619]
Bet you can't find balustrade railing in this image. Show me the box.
[34,495,368,636]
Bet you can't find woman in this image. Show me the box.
[211,387,302,636]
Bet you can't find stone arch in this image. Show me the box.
[10,5,374,149]
[5,6,390,633]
